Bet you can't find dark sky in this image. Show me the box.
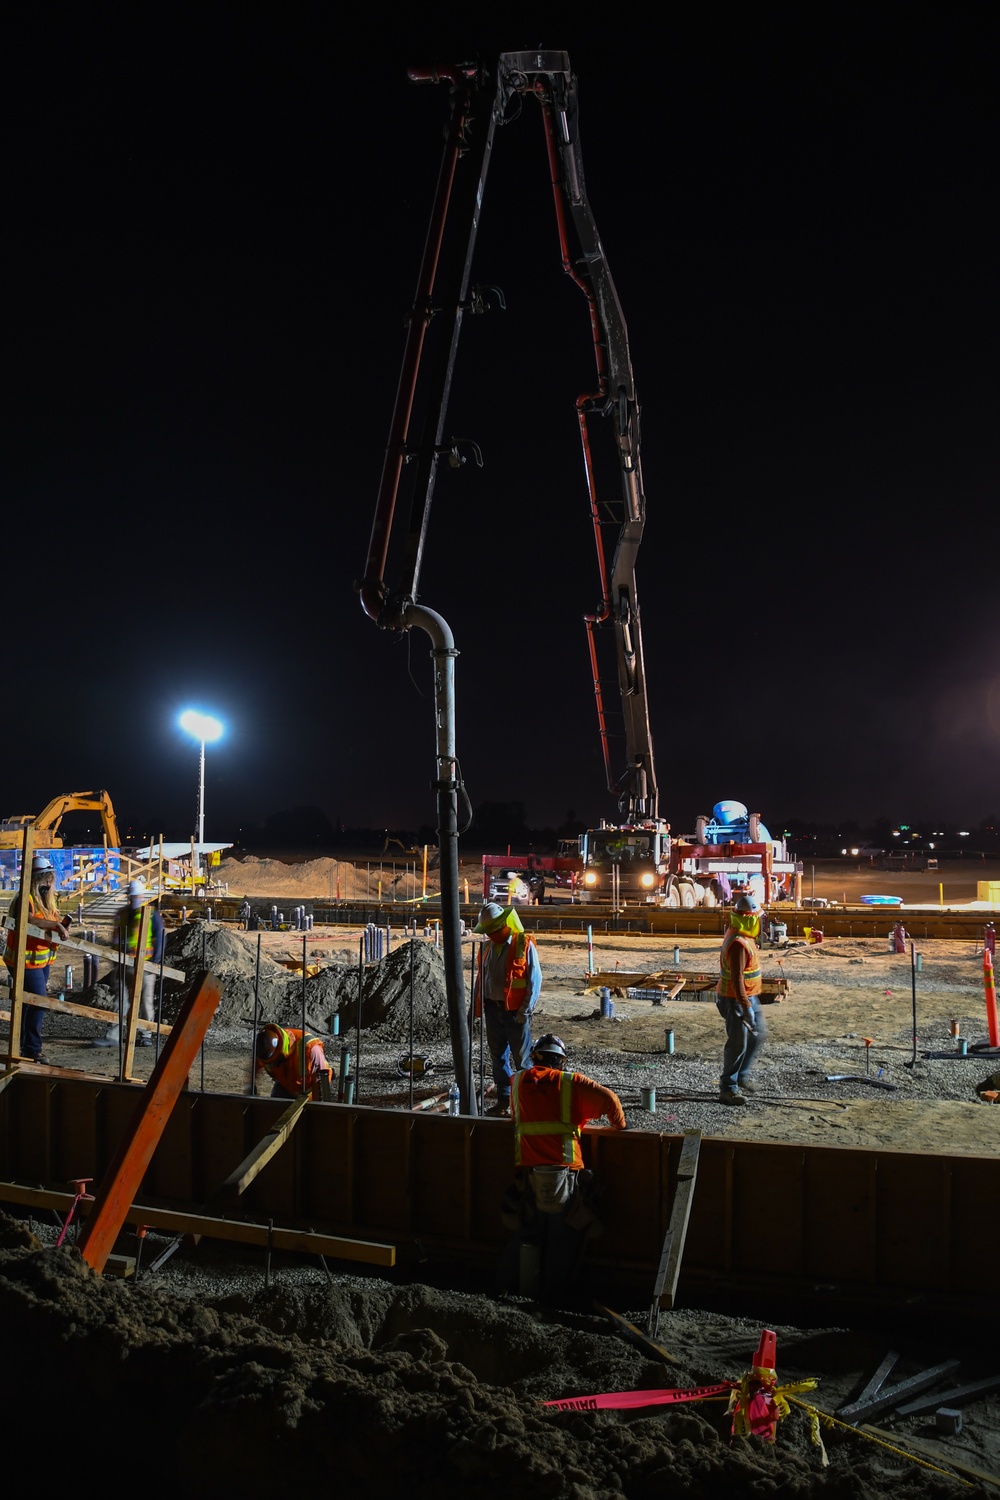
[5,7,996,843]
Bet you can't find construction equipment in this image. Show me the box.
[0,789,121,850]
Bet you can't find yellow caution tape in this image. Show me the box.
[784,1397,973,1487]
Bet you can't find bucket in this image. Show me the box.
[641,1087,656,1112]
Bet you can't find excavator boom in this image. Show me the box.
[0,790,122,850]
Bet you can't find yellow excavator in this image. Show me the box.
[0,789,122,850]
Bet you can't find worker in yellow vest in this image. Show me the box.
[716,892,768,1104]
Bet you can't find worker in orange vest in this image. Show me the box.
[716,892,768,1105]
[500,1033,626,1302]
[254,1024,333,1101]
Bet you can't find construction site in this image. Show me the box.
[4,40,998,1500]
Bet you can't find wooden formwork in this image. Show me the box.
[1,1073,997,1312]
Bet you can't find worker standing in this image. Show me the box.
[94,879,165,1049]
[254,1023,333,1101]
[716,892,768,1104]
[501,1033,626,1301]
[2,853,68,1063]
[472,901,541,1115]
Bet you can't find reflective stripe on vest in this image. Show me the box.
[480,931,533,1012]
[513,1070,580,1166]
[718,929,762,999]
[124,910,156,960]
[3,897,59,968]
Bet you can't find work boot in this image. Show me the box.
[487,1097,511,1117]
[736,1080,756,1095]
[718,1089,746,1106]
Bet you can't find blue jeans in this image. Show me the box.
[717,994,767,1092]
[484,1001,533,1099]
[14,964,49,1060]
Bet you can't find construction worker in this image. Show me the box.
[94,879,165,1049]
[501,1033,626,1301]
[2,853,68,1062]
[716,892,768,1104]
[254,1023,333,1101]
[472,901,541,1115]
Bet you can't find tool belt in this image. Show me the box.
[528,1166,576,1214]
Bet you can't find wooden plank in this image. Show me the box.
[5,825,34,1066]
[0,1179,395,1266]
[122,904,151,1082]
[63,937,186,982]
[77,972,221,1273]
[654,1129,701,1312]
[0,995,172,1034]
[214,1095,309,1203]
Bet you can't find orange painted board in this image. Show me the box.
[76,971,221,1273]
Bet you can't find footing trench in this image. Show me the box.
[1,1074,997,1319]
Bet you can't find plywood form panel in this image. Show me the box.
[949,1155,1000,1289]
[147,1091,196,1202]
[10,1076,54,1183]
[468,1121,516,1245]
[731,1143,806,1280]
[52,1080,100,1185]
[355,1109,411,1231]
[410,1116,469,1238]
[584,1129,666,1267]
[875,1153,951,1291]
[683,1140,733,1273]
[196,1095,252,1203]
[803,1148,877,1286]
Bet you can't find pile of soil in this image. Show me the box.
[154,925,452,1042]
[0,1216,983,1500]
[219,854,426,902]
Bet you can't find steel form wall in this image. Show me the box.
[1,1074,996,1307]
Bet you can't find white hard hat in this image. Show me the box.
[128,879,147,898]
[31,854,55,875]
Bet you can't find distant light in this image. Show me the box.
[958,830,970,837]
[179,709,224,743]
[892,830,901,837]
[929,842,935,849]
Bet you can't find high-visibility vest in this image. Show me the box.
[122,909,156,960]
[513,1067,583,1168]
[717,928,762,1000]
[3,895,59,970]
[479,931,536,1012]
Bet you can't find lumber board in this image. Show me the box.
[0,995,171,1033]
[62,937,186,982]
[0,1179,396,1266]
[861,1426,1000,1490]
[654,1130,701,1312]
[214,1094,310,1202]
[77,972,221,1272]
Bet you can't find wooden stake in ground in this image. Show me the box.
[77,971,221,1274]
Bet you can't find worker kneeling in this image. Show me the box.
[254,1023,333,1102]
[499,1033,626,1304]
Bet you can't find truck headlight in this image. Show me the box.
[640,872,656,888]
[584,872,598,887]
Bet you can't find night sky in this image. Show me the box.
[5,8,995,844]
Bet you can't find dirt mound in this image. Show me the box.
[336,939,453,1042]
[157,925,452,1041]
[218,854,425,902]
[0,1228,970,1500]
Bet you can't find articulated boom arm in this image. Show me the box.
[502,51,658,822]
[33,790,122,847]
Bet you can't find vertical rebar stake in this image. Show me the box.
[408,937,415,1110]
[249,933,262,1094]
[355,937,363,1103]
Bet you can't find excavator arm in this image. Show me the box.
[31,790,122,848]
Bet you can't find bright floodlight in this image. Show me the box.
[179,709,225,847]
[179,710,224,743]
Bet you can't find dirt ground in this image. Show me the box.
[3,856,999,1497]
